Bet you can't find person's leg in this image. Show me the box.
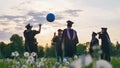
[105,52,111,62]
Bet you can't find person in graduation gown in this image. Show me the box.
[23,24,41,61]
[52,29,63,62]
[98,27,111,62]
[89,32,99,57]
[62,20,79,61]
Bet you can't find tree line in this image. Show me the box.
[0,34,120,58]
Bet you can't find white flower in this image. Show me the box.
[37,61,44,68]
[14,51,19,57]
[11,51,19,57]
[98,50,102,54]
[41,57,45,62]
[74,55,78,60]
[70,59,82,68]
[21,65,27,68]
[31,52,37,57]
[63,58,67,63]
[24,52,29,57]
[85,54,93,66]
[26,59,34,64]
[15,61,20,67]
[55,62,60,68]
[71,54,93,68]
[11,52,15,56]
[92,45,100,50]
[28,56,34,61]
[66,61,70,65]
[96,60,112,68]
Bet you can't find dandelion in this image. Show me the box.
[11,52,15,56]
[71,54,93,68]
[26,59,34,64]
[31,52,37,57]
[74,55,78,60]
[70,59,82,68]
[41,57,45,62]
[11,51,19,57]
[96,60,112,68]
[37,61,44,68]
[98,50,102,54]
[92,45,100,50]
[15,61,20,68]
[21,65,27,68]
[24,52,30,57]
[28,56,34,61]
[55,62,60,68]
[85,54,93,66]
[63,58,67,63]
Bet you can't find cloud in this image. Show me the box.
[64,9,83,17]
[0,31,12,41]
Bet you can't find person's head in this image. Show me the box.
[101,27,107,33]
[66,20,74,28]
[57,29,63,35]
[25,24,32,29]
[92,32,97,38]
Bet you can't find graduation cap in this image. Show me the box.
[92,32,97,36]
[66,20,74,25]
[101,27,107,31]
[25,24,32,29]
[57,29,63,32]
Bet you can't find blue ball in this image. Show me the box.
[46,13,55,22]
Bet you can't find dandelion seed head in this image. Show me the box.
[24,52,29,57]
[21,65,27,68]
[31,52,37,57]
[96,60,112,68]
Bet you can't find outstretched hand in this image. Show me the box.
[39,24,42,27]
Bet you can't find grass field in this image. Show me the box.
[0,57,120,68]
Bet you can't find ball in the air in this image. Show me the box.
[46,13,55,22]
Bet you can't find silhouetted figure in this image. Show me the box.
[24,24,41,61]
[52,29,63,62]
[89,32,99,57]
[62,20,79,61]
[98,27,111,62]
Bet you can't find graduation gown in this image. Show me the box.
[24,30,38,53]
[89,38,99,57]
[62,28,79,57]
[99,32,111,61]
[52,35,63,57]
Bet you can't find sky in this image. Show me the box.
[0,0,120,47]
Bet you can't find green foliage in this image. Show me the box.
[111,57,120,68]
[44,44,56,57]
[76,43,86,55]
[38,46,44,57]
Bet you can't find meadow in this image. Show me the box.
[0,53,120,68]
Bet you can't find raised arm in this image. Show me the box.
[35,24,42,34]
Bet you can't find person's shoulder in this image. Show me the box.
[72,29,77,33]
[63,28,67,32]
[24,30,27,33]
[63,28,67,31]
[32,30,37,32]
[95,38,99,41]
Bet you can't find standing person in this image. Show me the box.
[52,29,63,62]
[98,27,111,62]
[89,32,99,57]
[62,20,79,61]
[24,24,41,61]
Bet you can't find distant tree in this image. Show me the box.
[38,46,44,58]
[44,43,56,57]
[0,42,6,58]
[9,34,24,57]
[76,43,86,55]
